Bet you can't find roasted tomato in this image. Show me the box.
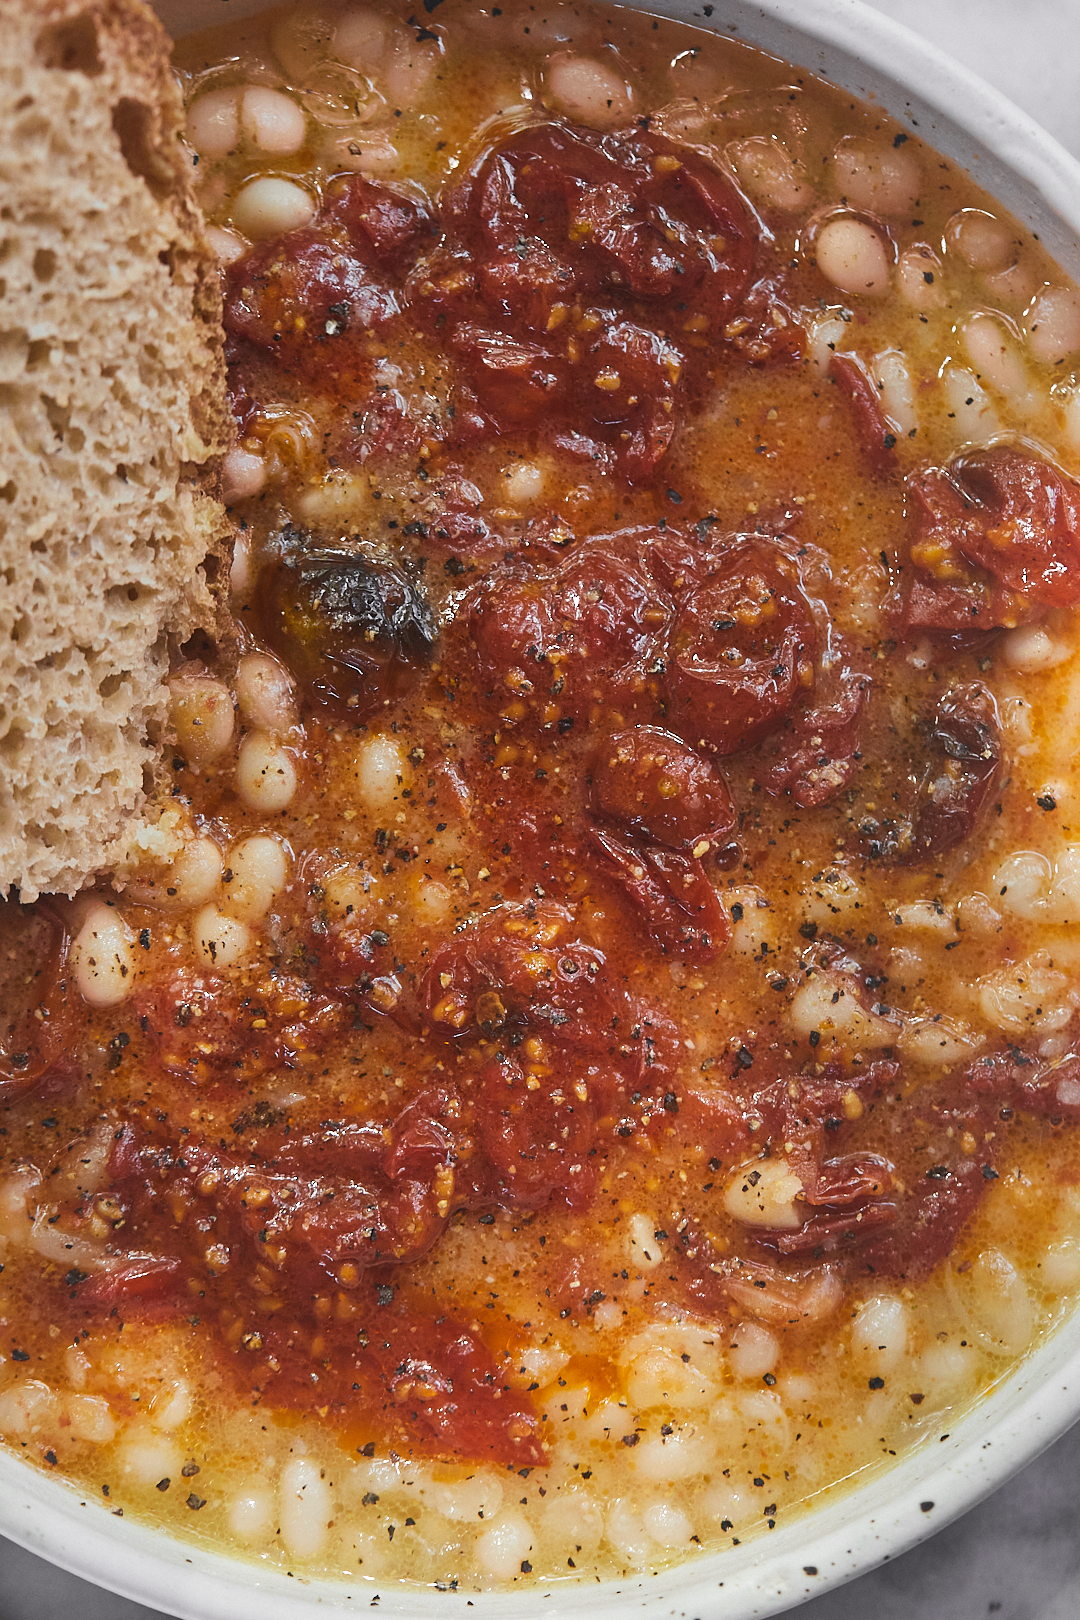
[900,445,1080,633]
[257,543,437,716]
[664,538,818,753]
[0,901,74,1098]
[412,119,756,474]
[586,827,729,963]
[589,726,736,851]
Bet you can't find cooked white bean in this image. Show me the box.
[186,87,238,159]
[978,950,1071,1033]
[270,8,334,79]
[1027,285,1080,364]
[351,733,408,812]
[65,1393,116,1444]
[279,1457,331,1560]
[642,1501,694,1547]
[232,176,316,240]
[235,652,298,735]
[725,886,777,958]
[0,1381,59,1436]
[727,136,809,212]
[948,208,1014,271]
[72,902,135,1008]
[335,8,394,73]
[221,446,266,503]
[625,1346,716,1410]
[895,899,954,935]
[969,1250,1035,1355]
[807,313,848,372]
[727,1321,779,1380]
[898,1015,980,1067]
[1002,624,1071,672]
[604,1499,652,1564]
[724,1159,804,1230]
[896,244,946,310]
[1040,1238,1080,1290]
[627,1211,663,1270]
[1046,846,1080,924]
[543,1490,603,1554]
[240,87,306,155]
[814,216,890,298]
[475,1512,533,1580]
[148,1379,191,1431]
[984,257,1039,305]
[205,225,247,266]
[940,362,1000,440]
[804,866,866,922]
[632,1423,712,1482]
[384,38,439,107]
[192,904,253,969]
[851,1294,909,1374]
[236,731,298,812]
[992,850,1051,919]
[546,53,633,129]
[169,676,235,766]
[411,873,452,926]
[961,312,1037,408]
[230,532,252,596]
[916,1339,976,1398]
[502,461,545,504]
[228,1486,275,1542]
[133,836,222,912]
[427,1474,503,1522]
[789,970,893,1050]
[874,350,917,436]
[700,1481,753,1527]
[117,1430,182,1487]
[331,129,399,176]
[831,137,920,214]
[222,835,289,925]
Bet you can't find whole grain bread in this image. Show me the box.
[0,0,231,901]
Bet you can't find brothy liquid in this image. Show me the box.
[4,0,1080,1593]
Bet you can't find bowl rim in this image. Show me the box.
[6,0,1080,1616]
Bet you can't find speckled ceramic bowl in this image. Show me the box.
[4,2,1080,1615]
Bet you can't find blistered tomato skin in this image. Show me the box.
[586,826,730,962]
[589,726,736,850]
[412,120,756,473]
[901,445,1080,632]
[664,538,819,754]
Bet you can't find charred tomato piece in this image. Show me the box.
[257,545,437,716]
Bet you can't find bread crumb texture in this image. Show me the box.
[0,0,231,900]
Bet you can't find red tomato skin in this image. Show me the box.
[589,725,736,850]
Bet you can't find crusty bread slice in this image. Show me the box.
[0,0,231,901]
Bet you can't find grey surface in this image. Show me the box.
[5,2,1080,1617]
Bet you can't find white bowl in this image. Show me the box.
[6,2,1080,1616]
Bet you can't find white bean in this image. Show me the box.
[627,1211,664,1270]
[221,447,266,503]
[896,244,946,310]
[1047,846,1080,924]
[279,1456,331,1560]
[350,733,407,812]
[814,216,890,298]
[205,226,247,266]
[235,652,298,734]
[228,1486,275,1542]
[427,1474,503,1522]
[335,8,394,73]
[851,1294,909,1374]
[72,902,135,1008]
[948,208,1014,272]
[186,87,238,159]
[169,677,235,767]
[0,1381,59,1437]
[546,53,634,129]
[222,835,289,924]
[1027,285,1080,364]
[241,87,306,155]
[65,1393,116,1444]
[789,970,893,1050]
[543,1491,602,1555]
[134,836,222,912]
[961,312,1036,408]
[148,1379,191,1431]
[232,176,316,240]
[384,38,439,107]
[831,137,920,215]
[604,1499,652,1564]
[625,1347,716,1410]
[940,362,1001,440]
[898,1016,980,1067]
[117,1430,182,1488]
[475,1512,533,1580]
[874,350,917,436]
[632,1423,711,1483]
[192,903,253,969]
[1002,624,1071,672]
[727,1321,779,1380]
[502,461,545,504]
[969,1249,1035,1355]
[236,731,298,812]
[992,850,1051,919]
[642,1501,694,1547]
[978,951,1072,1033]
[1040,1238,1080,1290]
[724,1159,804,1231]
[230,532,252,596]
[727,136,809,212]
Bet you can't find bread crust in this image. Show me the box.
[0,0,231,900]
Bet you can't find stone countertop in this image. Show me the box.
[3,1,1080,1616]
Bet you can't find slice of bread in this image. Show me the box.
[0,0,231,901]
